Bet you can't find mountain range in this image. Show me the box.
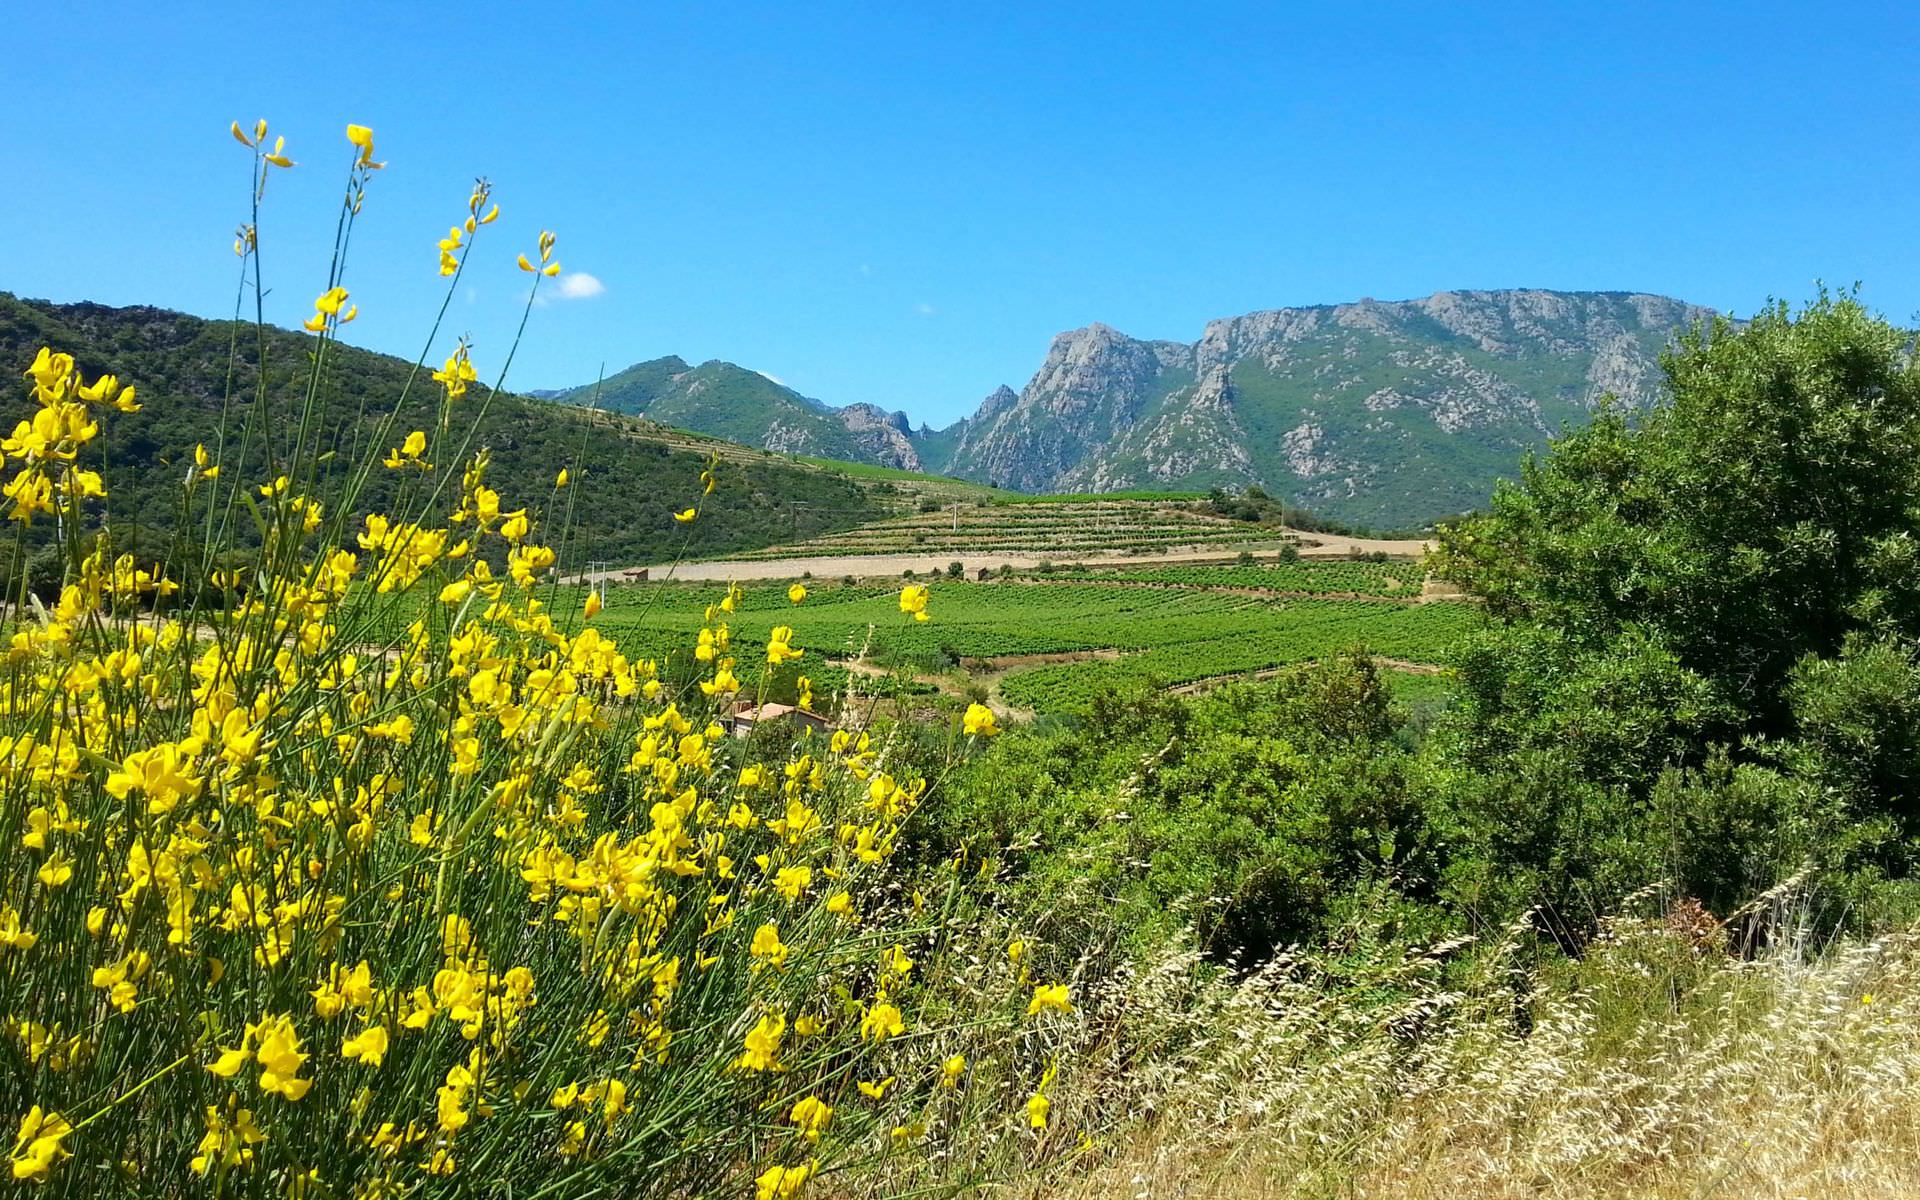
[545,289,1718,528]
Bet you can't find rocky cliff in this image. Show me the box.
[547,289,1716,527]
[921,290,1714,525]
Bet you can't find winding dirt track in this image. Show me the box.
[587,531,1431,585]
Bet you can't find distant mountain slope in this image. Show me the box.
[545,289,1713,529]
[548,357,923,470]
[930,290,1716,528]
[0,294,886,569]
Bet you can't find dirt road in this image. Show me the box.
[586,531,1431,585]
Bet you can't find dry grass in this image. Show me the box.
[1018,908,1920,1200]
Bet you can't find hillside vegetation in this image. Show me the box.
[703,495,1413,565]
[0,293,888,576]
[546,355,924,468]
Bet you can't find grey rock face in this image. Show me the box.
[936,289,1716,526]
[836,403,922,471]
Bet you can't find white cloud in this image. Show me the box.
[755,369,787,386]
[914,301,937,317]
[554,272,606,300]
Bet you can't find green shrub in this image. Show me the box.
[921,656,1444,959]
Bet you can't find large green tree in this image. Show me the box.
[1440,294,1920,727]
[1431,295,1920,923]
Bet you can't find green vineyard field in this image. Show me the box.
[587,570,1476,715]
[1044,561,1417,595]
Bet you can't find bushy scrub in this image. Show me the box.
[923,655,1444,960]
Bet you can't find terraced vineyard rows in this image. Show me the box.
[726,500,1308,560]
[994,599,1478,712]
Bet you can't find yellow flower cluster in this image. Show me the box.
[9,1108,71,1181]
[0,342,1071,1193]
[6,348,126,525]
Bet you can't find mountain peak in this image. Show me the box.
[547,352,924,471]
[942,288,1714,525]
[535,288,1714,525]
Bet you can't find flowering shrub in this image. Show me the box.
[0,121,1068,1197]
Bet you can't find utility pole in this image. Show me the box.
[583,560,611,603]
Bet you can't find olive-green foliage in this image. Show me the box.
[921,655,1442,960]
[1437,293,1920,732]
[0,294,884,569]
[1785,634,1920,817]
[1430,294,1920,928]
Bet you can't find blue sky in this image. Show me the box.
[5,3,1917,426]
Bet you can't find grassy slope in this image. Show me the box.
[1042,919,1920,1200]
[996,489,1211,504]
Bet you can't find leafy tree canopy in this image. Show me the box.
[1437,292,1920,742]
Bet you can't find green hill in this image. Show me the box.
[549,357,924,469]
[0,294,887,571]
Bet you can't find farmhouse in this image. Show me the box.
[727,702,832,738]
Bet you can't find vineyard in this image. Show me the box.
[587,569,1475,715]
[992,599,1473,711]
[1042,560,1418,596]
[722,499,1306,561]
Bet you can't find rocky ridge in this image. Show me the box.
[925,289,1715,525]
[548,289,1717,527]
